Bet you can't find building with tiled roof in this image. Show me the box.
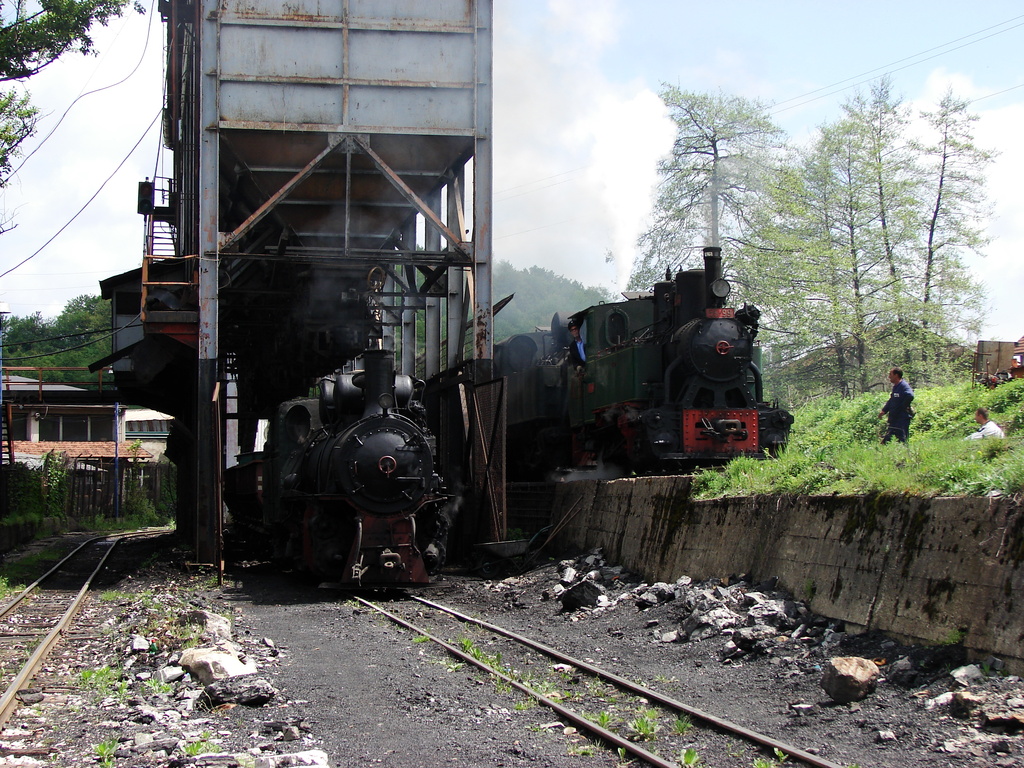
[11,441,153,460]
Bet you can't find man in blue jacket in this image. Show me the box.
[878,367,914,444]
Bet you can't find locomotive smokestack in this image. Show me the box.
[702,246,730,309]
[361,349,395,417]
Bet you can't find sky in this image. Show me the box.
[2,0,1023,343]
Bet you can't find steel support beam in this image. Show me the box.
[353,135,471,259]
[196,0,222,565]
[219,133,347,252]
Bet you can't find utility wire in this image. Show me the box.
[770,13,1024,113]
[3,315,141,362]
[9,0,158,177]
[1,329,111,350]
[0,109,161,280]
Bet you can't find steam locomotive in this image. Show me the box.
[225,349,454,587]
[496,247,794,478]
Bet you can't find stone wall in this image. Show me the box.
[549,478,1024,669]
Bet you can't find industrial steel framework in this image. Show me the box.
[108,0,496,563]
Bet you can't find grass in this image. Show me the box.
[692,380,1024,499]
[0,550,62,587]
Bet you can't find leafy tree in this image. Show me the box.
[0,89,37,201]
[747,84,989,401]
[0,0,139,81]
[3,294,112,384]
[630,88,784,290]
[914,89,990,337]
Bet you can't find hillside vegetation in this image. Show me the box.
[692,379,1024,499]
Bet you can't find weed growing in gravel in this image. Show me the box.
[412,635,430,643]
[144,677,173,695]
[672,715,693,736]
[513,699,536,711]
[93,738,118,767]
[627,710,659,741]
[727,741,746,758]
[183,732,215,756]
[79,666,131,703]
[568,741,596,756]
[0,575,21,602]
[752,748,790,767]
[593,710,613,729]
[680,747,703,765]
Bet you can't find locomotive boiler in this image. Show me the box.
[225,349,454,587]
[497,247,793,478]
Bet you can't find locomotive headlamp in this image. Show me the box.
[378,392,395,411]
[710,278,731,299]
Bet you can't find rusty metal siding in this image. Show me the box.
[215,2,478,135]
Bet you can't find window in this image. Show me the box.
[37,413,115,441]
[606,311,629,346]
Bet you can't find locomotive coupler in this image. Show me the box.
[379,549,404,570]
[698,418,748,441]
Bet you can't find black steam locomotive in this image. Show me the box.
[225,349,454,587]
[496,247,793,478]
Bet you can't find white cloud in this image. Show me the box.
[492,0,674,293]
[968,100,1024,342]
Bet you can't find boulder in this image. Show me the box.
[203,675,278,707]
[181,609,233,641]
[254,750,331,767]
[180,647,257,686]
[821,656,879,704]
[559,580,606,611]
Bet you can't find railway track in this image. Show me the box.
[0,531,162,729]
[356,594,846,768]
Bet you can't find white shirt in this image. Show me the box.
[968,420,1005,439]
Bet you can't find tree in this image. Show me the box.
[914,89,990,339]
[630,88,784,290]
[749,83,989,401]
[3,294,112,383]
[0,0,138,82]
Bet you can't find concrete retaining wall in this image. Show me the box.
[549,478,1024,669]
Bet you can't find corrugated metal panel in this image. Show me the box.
[217,0,477,134]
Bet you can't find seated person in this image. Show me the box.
[967,407,1005,439]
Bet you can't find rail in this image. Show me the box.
[0,530,167,728]
[358,595,845,768]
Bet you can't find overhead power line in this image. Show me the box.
[0,109,161,280]
[771,14,1024,115]
[3,315,141,362]
[1,329,111,350]
[9,0,159,178]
